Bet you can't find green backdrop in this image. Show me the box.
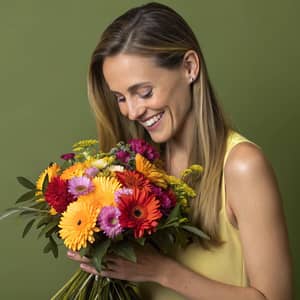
[0,1,299,299]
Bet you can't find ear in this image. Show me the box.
[182,50,200,83]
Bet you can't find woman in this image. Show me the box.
[67,2,293,299]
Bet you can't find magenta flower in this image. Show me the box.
[60,153,75,161]
[84,167,99,178]
[68,176,94,197]
[114,188,133,203]
[98,206,123,238]
[129,139,159,162]
[151,185,176,215]
[116,150,131,163]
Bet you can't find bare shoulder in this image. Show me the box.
[223,141,281,220]
[224,141,270,178]
[223,141,293,299]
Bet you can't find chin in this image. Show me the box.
[148,131,172,144]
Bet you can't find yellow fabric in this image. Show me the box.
[137,130,260,299]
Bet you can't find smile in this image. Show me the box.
[141,112,164,128]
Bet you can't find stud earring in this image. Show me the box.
[190,77,194,83]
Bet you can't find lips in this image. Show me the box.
[140,112,164,128]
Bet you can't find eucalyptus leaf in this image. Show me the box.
[43,239,53,253]
[16,190,36,203]
[0,208,20,221]
[111,241,136,263]
[181,224,210,240]
[36,215,53,229]
[22,219,35,238]
[49,236,59,258]
[91,239,111,273]
[38,219,59,239]
[16,176,36,190]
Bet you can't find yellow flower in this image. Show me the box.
[49,207,57,215]
[78,176,122,208]
[135,153,167,189]
[181,164,204,179]
[58,200,100,251]
[165,174,196,198]
[91,156,114,169]
[60,162,89,180]
[35,163,60,197]
[72,139,98,151]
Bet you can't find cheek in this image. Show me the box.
[118,103,128,117]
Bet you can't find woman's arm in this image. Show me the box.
[69,143,293,300]
[157,142,293,300]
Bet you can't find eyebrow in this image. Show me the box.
[111,81,152,95]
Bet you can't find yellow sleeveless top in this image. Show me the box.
[137,130,260,299]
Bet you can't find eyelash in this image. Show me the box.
[115,89,153,103]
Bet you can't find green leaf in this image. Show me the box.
[16,190,36,203]
[0,208,20,221]
[91,239,111,273]
[49,236,58,258]
[16,176,36,190]
[43,236,58,257]
[181,225,210,240]
[135,237,146,246]
[36,215,53,229]
[166,204,181,224]
[112,241,136,263]
[42,174,49,194]
[38,219,59,239]
[22,219,35,238]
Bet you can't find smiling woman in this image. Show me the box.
[67,2,293,300]
[102,53,195,144]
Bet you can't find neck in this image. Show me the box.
[164,110,195,176]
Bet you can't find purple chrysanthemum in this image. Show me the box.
[68,176,94,197]
[60,152,75,161]
[151,185,176,215]
[114,188,133,203]
[98,206,122,238]
[116,150,131,163]
[129,139,160,162]
[84,167,99,178]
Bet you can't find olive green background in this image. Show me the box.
[0,1,299,299]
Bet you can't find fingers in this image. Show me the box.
[67,250,91,264]
[80,263,99,275]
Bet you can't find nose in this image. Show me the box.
[126,98,146,121]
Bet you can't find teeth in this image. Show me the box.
[142,113,163,127]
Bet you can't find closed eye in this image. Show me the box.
[140,89,153,99]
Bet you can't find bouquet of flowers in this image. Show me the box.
[0,138,208,299]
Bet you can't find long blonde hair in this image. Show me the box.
[87,2,234,248]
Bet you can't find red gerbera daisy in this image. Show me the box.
[118,188,162,238]
[115,170,152,193]
[45,176,75,213]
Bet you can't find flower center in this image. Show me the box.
[76,185,87,192]
[109,217,118,225]
[132,206,144,219]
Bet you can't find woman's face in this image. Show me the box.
[102,53,194,143]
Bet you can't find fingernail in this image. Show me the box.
[67,251,75,257]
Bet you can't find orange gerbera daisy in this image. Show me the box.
[78,176,122,208]
[58,200,100,251]
[60,162,88,180]
[118,188,162,238]
[115,170,152,193]
[135,153,168,189]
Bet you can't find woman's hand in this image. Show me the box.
[67,246,175,284]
